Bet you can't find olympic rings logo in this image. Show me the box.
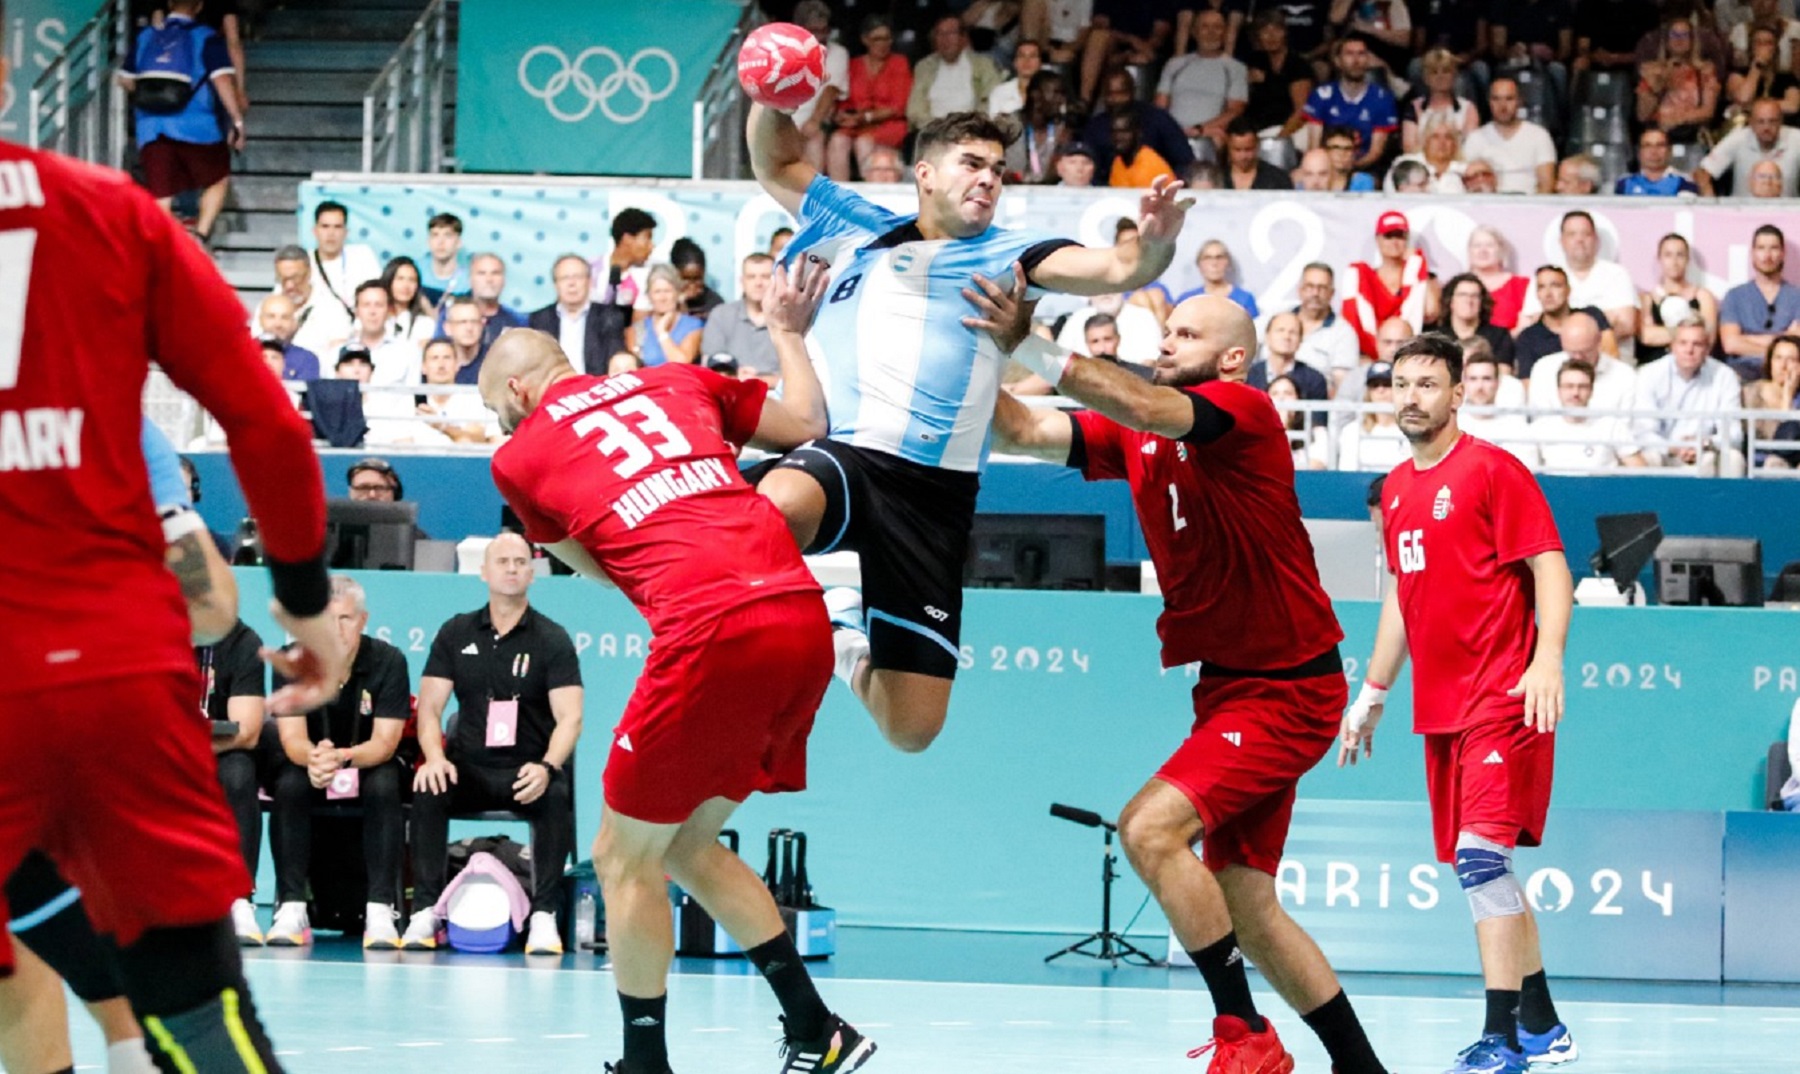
[517,46,679,125]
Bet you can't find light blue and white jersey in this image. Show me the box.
[788,176,1071,473]
[142,417,191,509]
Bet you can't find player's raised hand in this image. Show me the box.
[1137,175,1195,246]
[1509,658,1564,734]
[764,256,831,334]
[263,600,350,716]
[961,260,1036,352]
[1337,681,1388,767]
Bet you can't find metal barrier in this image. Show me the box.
[690,4,762,180]
[361,0,454,174]
[27,0,131,167]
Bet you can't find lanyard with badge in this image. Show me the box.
[486,634,529,750]
[197,647,216,721]
[326,676,372,800]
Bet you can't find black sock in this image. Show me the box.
[746,933,830,1041]
[1484,988,1521,1050]
[1519,970,1561,1035]
[1188,932,1265,1032]
[1301,990,1386,1074]
[619,992,669,1070]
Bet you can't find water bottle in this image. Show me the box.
[574,890,597,950]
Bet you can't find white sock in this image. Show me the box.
[832,627,869,690]
[107,1038,159,1074]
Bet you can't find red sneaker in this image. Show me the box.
[1188,1015,1296,1074]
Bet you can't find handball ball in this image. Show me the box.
[737,23,826,111]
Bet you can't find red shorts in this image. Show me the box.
[1424,715,1556,863]
[0,670,248,971]
[1155,668,1347,875]
[604,593,833,825]
[139,136,230,199]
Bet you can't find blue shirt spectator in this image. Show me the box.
[278,342,320,381]
[1303,81,1398,158]
[1720,278,1800,341]
[638,314,705,367]
[1174,284,1260,318]
[122,13,233,147]
[1616,172,1700,196]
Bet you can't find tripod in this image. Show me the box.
[1044,804,1162,968]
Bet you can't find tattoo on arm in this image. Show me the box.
[167,533,216,602]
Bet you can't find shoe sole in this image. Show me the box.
[265,935,310,948]
[837,1038,876,1071]
[364,938,401,950]
[525,946,564,955]
[1527,1045,1579,1066]
[400,940,438,951]
[237,935,265,947]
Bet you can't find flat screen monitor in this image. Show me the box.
[1654,536,1764,607]
[965,514,1106,591]
[326,498,418,571]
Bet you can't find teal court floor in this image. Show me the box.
[59,928,1800,1072]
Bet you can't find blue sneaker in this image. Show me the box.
[1445,1035,1528,1074]
[1519,1023,1578,1066]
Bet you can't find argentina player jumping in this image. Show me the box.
[748,103,1191,752]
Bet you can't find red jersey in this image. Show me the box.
[1381,434,1563,734]
[1073,379,1343,670]
[0,142,324,696]
[491,366,820,635]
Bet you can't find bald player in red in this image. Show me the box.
[971,278,1392,1074]
[0,20,346,1070]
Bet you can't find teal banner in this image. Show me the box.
[453,0,741,176]
[0,0,93,140]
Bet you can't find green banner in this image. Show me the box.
[1,0,95,141]
[454,0,741,176]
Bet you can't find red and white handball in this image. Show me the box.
[737,22,826,111]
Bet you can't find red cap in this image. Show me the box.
[1375,210,1410,236]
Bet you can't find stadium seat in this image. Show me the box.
[1259,136,1298,171]
[1668,139,1704,176]
[1569,104,1628,150]
[1587,141,1632,189]
[1575,69,1633,112]
[1505,64,1565,138]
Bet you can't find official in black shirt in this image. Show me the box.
[196,618,269,940]
[268,577,412,946]
[405,534,583,952]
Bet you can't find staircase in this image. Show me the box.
[213,0,435,302]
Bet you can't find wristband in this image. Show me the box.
[1357,681,1389,704]
[1364,679,1389,693]
[267,550,331,617]
[159,504,207,543]
[1011,335,1075,387]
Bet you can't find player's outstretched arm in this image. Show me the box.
[749,259,832,451]
[543,538,616,587]
[1510,550,1572,734]
[1340,581,1410,767]
[991,390,1076,462]
[1026,176,1193,296]
[748,103,818,217]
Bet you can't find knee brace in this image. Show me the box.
[1454,832,1526,922]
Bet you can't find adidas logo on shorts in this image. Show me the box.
[617,734,635,753]
[1483,750,1504,765]
[1221,731,1242,747]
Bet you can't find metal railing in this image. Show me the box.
[361,0,455,173]
[27,0,131,166]
[691,4,762,179]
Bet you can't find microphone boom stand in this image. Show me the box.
[1044,804,1161,967]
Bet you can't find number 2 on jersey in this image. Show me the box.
[0,229,38,391]
[571,397,693,479]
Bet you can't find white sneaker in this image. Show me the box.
[400,908,442,950]
[363,902,400,949]
[524,910,564,955]
[230,898,264,946]
[264,902,311,947]
[824,587,864,631]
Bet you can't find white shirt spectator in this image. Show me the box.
[1461,412,1542,469]
[391,310,437,348]
[927,54,977,116]
[1156,53,1248,131]
[291,296,353,361]
[1044,0,1094,42]
[1058,304,1164,365]
[1462,121,1557,195]
[312,245,383,315]
[366,338,423,388]
[1520,260,1640,322]
[1336,423,1410,471]
[1531,414,1642,471]
[1700,124,1800,197]
[1528,352,1639,413]
[557,306,589,368]
[417,390,501,443]
[362,386,452,447]
[1293,314,1361,378]
[793,40,851,128]
[1631,355,1747,453]
[1497,374,1528,409]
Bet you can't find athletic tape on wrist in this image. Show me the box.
[160,505,207,543]
[1011,336,1075,387]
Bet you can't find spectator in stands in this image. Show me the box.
[254,293,320,381]
[195,616,268,945]
[1156,8,1248,149]
[1457,343,1540,467]
[1018,0,1095,60]
[830,16,912,182]
[1334,315,1417,429]
[1388,159,1431,190]
[1337,360,1409,470]
[988,39,1044,115]
[768,226,793,260]
[1083,69,1197,176]
[1697,97,1800,194]
[1632,318,1748,476]
[404,534,583,955]
[670,239,724,322]
[1244,9,1314,137]
[1077,1,1177,108]
[1291,261,1363,383]
[1058,292,1163,364]
[1640,0,1732,72]
[1303,34,1397,172]
[381,257,437,347]
[908,17,1006,131]
[1750,158,1787,194]
[118,0,244,243]
[632,265,704,366]
[308,201,382,317]
[1434,273,1516,369]
[1247,311,1331,398]
[1341,0,1416,79]
[442,297,487,383]
[1223,117,1295,188]
[1728,0,1800,72]
[1720,223,1800,375]
[1007,71,1074,183]
[421,212,468,307]
[1527,310,1639,411]
[1292,146,1335,189]
[1576,0,1664,73]
[1459,155,1500,191]
[1402,47,1481,152]
[701,253,779,380]
[345,458,404,502]
[1520,210,1641,350]
[415,339,498,445]
[273,244,352,359]
[1386,113,1467,190]
[528,254,621,377]
[1462,75,1556,193]
[1082,313,1124,360]
[1745,334,1800,467]
[1638,233,1720,365]
[1317,124,1380,188]
[1489,0,1574,102]
[1174,0,1247,57]
[960,0,1021,54]
[591,207,656,316]
[1725,24,1800,124]
[1554,153,1602,193]
[1531,359,1647,470]
[1515,265,1615,379]
[1616,125,1702,194]
[1108,110,1178,186]
[1175,240,1259,316]
[791,0,849,171]
[1467,225,1529,331]
[450,253,526,384]
[1414,0,1492,87]
[342,280,420,386]
[1056,142,1099,185]
[856,146,904,183]
[1342,210,1439,360]
[1636,16,1722,141]
[264,577,410,948]
[1268,374,1331,469]
[333,347,374,385]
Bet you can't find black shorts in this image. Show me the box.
[764,439,978,679]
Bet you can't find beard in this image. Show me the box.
[1153,358,1218,388]
[1399,410,1448,443]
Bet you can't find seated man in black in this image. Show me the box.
[403,533,584,954]
[196,617,272,945]
[265,575,411,948]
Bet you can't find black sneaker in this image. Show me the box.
[605,1062,673,1074]
[777,1013,876,1073]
